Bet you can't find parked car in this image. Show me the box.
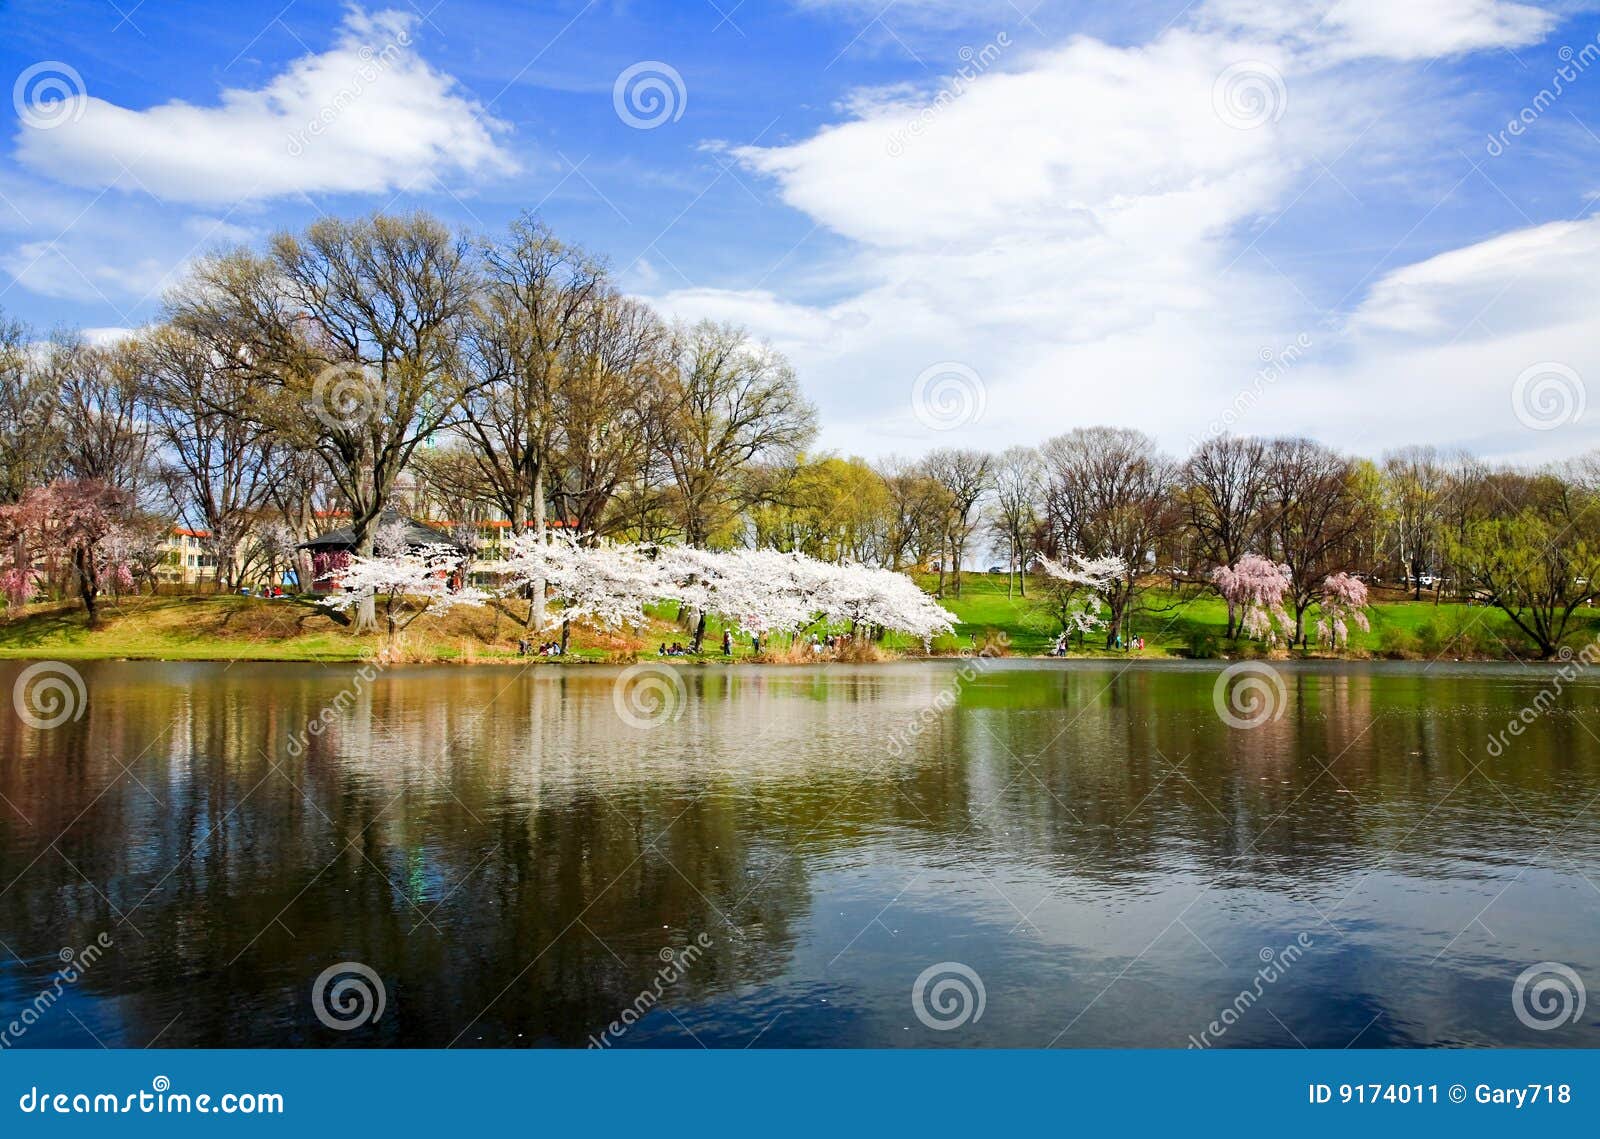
[987,565,1006,575]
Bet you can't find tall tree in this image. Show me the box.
[1041,427,1176,647]
[0,310,60,504]
[657,320,817,548]
[140,326,283,589]
[1448,468,1600,658]
[988,445,1042,597]
[50,336,151,492]
[1262,438,1371,646]
[1184,434,1268,635]
[549,294,669,538]
[171,211,477,631]
[1383,445,1446,600]
[923,448,992,599]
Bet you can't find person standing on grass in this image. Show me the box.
[722,628,732,656]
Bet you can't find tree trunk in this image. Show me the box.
[351,523,378,632]
[530,466,548,633]
[74,548,100,628]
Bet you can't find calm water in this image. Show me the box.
[0,658,1597,1049]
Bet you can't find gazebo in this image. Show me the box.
[299,510,468,590]
[299,510,467,557]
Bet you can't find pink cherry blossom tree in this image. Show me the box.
[1211,554,1293,644]
[0,480,134,626]
[1316,572,1370,648]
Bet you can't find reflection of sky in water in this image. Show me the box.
[0,660,1596,1048]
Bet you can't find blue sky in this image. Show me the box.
[4,0,1600,460]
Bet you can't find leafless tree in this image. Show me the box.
[1184,434,1269,634]
[657,320,817,548]
[1042,426,1176,647]
[987,444,1041,597]
[170,211,477,631]
[1262,437,1372,645]
[139,325,283,589]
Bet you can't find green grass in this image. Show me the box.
[922,570,1600,660]
[4,573,1593,662]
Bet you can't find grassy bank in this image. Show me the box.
[1,573,1590,663]
[926,571,1596,661]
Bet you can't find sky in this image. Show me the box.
[3,0,1600,464]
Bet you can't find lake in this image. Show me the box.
[1,657,1596,1048]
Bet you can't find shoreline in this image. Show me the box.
[0,647,1560,667]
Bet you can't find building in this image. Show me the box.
[156,527,218,586]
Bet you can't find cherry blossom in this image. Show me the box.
[1212,554,1293,643]
[1316,572,1371,647]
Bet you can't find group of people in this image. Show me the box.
[517,639,563,656]
[808,632,853,654]
[239,585,289,599]
[658,630,741,657]
[1048,632,1146,655]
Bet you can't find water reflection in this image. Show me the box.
[0,660,1596,1048]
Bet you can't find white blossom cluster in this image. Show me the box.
[323,530,956,646]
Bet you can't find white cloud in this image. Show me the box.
[1200,0,1556,63]
[13,8,514,205]
[647,4,1593,462]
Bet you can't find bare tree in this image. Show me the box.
[1382,445,1446,600]
[1184,434,1269,635]
[170,211,477,631]
[988,444,1041,597]
[1262,438,1371,646]
[50,336,151,493]
[923,448,991,599]
[139,326,283,589]
[549,294,670,538]
[874,456,947,572]
[0,310,60,504]
[1041,427,1176,647]
[657,320,817,548]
